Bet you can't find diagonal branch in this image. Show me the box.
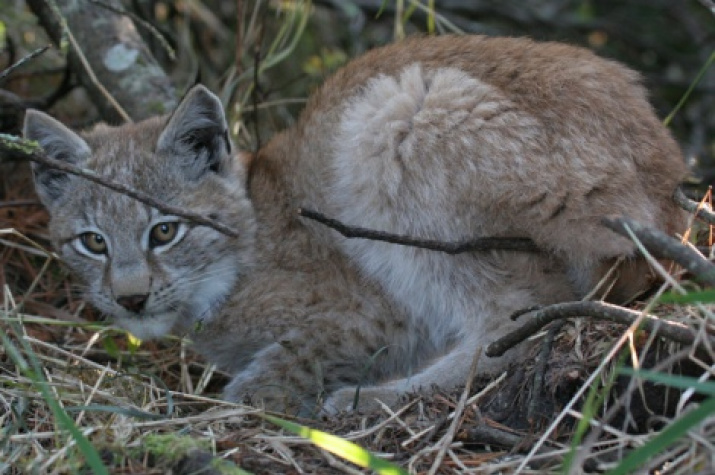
[0,134,239,238]
[298,208,540,254]
[485,301,700,358]
[673,187,715,225]
[602,216,715,285]
[0,45,51,84]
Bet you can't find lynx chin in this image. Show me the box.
[26,35,687,415]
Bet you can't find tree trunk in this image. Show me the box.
[26,0,177,122]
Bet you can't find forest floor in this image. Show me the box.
[2,164,715,474]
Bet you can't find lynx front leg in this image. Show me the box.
[323,333,524,414]
[222,314,399,416]
[223,342,323,415]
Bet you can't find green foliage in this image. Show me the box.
[302,48,348,78]
[561,352,622,474]
[664,50,715,126]
[659,288,715,304]
[0,323,109,474]
[620,368,715,396]
[265,415,408,474]
[600,368,715,474]
[0,19,6,50]
[606,397,715,475]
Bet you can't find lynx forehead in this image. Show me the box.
[26,35,687,414]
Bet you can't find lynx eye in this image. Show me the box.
[149,222,180,248]
[80,232,107,255]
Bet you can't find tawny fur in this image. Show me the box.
[26,35,687,415]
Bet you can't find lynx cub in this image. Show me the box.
[25,35,686,414]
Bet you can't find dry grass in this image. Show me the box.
[2,167,715,474]
[2,3,715,470]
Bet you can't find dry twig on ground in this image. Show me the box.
[673,187,715,225]
[603,216,715,285]
[485,301,700,357]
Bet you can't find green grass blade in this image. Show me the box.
[619,368,715,395]
[664,49,715,126]
[605,396,715,475]
[562,351,621,474]
[264,415,408,475]
[658,288,715,304]
[0,326,109,474]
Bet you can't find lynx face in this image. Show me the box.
[24,87,257,340]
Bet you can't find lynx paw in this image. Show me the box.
[323,386,402,415]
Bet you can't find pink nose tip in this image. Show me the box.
[116,294,149,313]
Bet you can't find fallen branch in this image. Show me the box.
[528,321,564,424]
[0,134,239,238]
[485,301,698,357]
[673,187,715,225]
[298,208,540,254]
[602,216,715,286]
[459,423,525,449]
[427,348,482,475]
[0,200,42,209]
[0,45,51,84]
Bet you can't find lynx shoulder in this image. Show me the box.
[25,35,687,414]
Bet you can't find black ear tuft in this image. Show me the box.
[23,110,91,205]
[157,85,231,178]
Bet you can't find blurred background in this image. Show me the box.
[1,0,713,172]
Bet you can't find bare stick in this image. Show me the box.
[461,424,525,449]
[0,45,51,84]
[485,301,698,357]
[87,0,176,61]
[528,320,564,424]
[427,347,481,475]
[298,208,539,254]
[0,200,42,209]
[602,216,715,286]
[0,134,239,238]
[673,187,715,225]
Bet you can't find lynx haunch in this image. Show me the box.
[25,35,687,414]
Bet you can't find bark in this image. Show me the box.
[26,0,177,122]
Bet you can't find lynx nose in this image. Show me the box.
[116,294,149,313]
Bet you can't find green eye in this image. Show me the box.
[149,222,179,248]
[80,232,107,254]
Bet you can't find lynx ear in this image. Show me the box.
[157,85,231,178]
[23,110,91,206]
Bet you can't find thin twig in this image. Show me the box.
[602,216,715,285]
[461,423,525,448]
[514,297,678,472]
[427,347,481,475]
[86,0,176,61]
[673,187,715,225]
[235,0,245,78]
[252,22,263,151]
[528,321,564,425]
[298,208,539,254]
[0,200,42,209]
[485,301,698,358]
[0,134,238,237]
[0,45,51,84]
